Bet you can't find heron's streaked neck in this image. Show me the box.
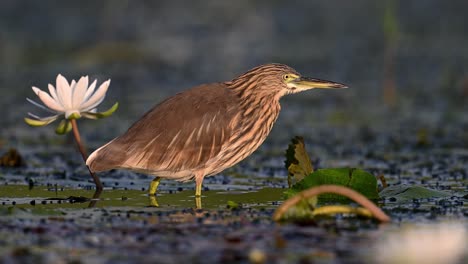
[225,80,283,103]
[224,80,282,128]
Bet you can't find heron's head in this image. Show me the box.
[228,63,347,99]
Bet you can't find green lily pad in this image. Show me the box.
[285,168,379,202]
[380,185,451,203]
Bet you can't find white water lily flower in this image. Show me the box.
[25,74,118,134]
[374,222,467,264]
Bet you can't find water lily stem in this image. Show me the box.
[273,185,391,222]
[70,119,103,190]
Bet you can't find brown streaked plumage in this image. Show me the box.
[86,63,347,196]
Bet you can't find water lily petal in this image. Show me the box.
[83,79,97,102]
[82,95,106,112]
[70,80,77,102]
[27,112,57,120]
[27,112,42,119]
[55,119,72,134]
[56,74,73,109]
[32,86,41,94]
[72,76,88,108]
[32,86,65,112]
[47,84,61,106]
[24,115,59,126]
[82,102,119,119]
[26,98,57,114]
[80,79,110,111]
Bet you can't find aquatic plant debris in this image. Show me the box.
[0,148,23,167]
[274,185,391,222]
[284,136,378,202]
[279,137,386,222]
[285,136,314,187]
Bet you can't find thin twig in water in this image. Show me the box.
[378,174,388,189]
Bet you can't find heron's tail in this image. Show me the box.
[86,139,122,172]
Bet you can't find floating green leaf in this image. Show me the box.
[380,185,451,203]
[285,168,379,202]
[282,137,380,220]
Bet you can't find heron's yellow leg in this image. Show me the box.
[194,175,203,207]
[149,177,161,196]
[195,179,203,197]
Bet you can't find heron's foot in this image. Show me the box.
[149,195,159,207]
[149,177,161,196]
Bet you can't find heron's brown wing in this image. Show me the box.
[89,83,240,175]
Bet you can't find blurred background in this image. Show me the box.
[0,0,467,169]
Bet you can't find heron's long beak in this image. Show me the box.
[289,77,348,90]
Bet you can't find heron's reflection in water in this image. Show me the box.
[148,195,202,209]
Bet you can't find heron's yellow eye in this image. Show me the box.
[283,74,297,82]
